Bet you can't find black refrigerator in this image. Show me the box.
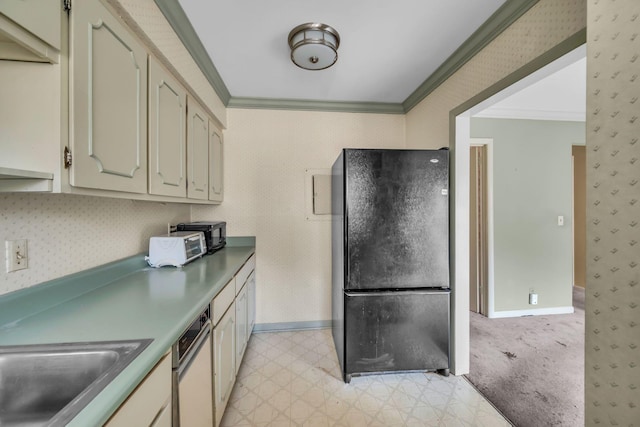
[331,149,450,383]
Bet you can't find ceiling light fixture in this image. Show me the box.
[288,23,340,70]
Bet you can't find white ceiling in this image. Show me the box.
[476,56,586,121]
[177,0,507,104]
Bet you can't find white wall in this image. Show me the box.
[192,109,406,325]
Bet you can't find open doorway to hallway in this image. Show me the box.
[455,45,586,425]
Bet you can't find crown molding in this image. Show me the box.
[402,0,540,113]
[154,0,231,105]
[156,0,540,114]
[227,97,404,114]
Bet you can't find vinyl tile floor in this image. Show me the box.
[221,329,511,426]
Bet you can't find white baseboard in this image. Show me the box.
[489,306,574,318]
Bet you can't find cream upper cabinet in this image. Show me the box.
[209,123,223,203]
[187,97,209,200]
[148,56,186,198]
[70,0,148,194]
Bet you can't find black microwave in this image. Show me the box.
[176,221,226,254]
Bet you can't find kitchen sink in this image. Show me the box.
[0,339,152,427]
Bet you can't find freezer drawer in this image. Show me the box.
[343,290,449,380]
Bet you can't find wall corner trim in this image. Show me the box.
[403,0,541,113]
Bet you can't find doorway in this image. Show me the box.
[453,45,586,426]
[448,42,586,375]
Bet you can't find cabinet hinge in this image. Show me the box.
[63,0,71,13]
[63,147,72,169]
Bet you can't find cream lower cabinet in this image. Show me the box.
[69,0,148,194]
[235,255,256,336]
[210,253,255,426]
[213,302,236,427]
[235,284,248,373]
[247,271,256,333]
[148,56,187,198]
[105,352,171,427]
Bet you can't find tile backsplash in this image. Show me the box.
[0,193,190,295]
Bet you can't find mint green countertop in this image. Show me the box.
[0,238,255,426]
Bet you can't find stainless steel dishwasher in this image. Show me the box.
[172,305,213,426]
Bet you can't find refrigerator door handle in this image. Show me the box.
[344,211,349,287]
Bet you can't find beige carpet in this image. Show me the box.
[465,287,585,426]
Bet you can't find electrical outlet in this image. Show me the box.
[6,239,28,273]
[529,293,538,305]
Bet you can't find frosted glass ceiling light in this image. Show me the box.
[288,23,340,70]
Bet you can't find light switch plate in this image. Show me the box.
[6,239,28,272]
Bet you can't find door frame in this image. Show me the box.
[448,41,586,375]
[469,139,494,316]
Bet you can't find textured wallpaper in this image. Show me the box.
[585,0,640,424]
[0,193,190,295]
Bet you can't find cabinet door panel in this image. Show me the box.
[105,353,171,427]
[148,57,186,197]
[235,285,248,372]
[71,0,147,193]
[248,271,256,333]
[213,303,235,427]
[209,125,223,202]
[187,97,209,200]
